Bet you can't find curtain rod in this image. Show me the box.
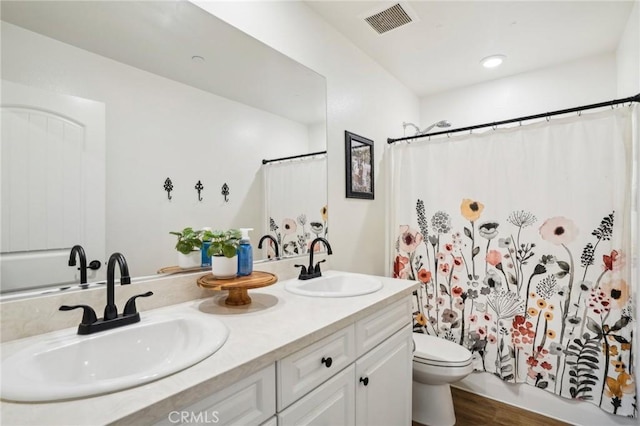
[262,150,327,164]
[387,93,640,144]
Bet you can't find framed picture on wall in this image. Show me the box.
[345,131,374,200]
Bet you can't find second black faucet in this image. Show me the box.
[295,237,333,280]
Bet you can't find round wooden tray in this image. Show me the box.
[197,271,277,306]
[157,265,208,275]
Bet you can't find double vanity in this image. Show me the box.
[0,267,418,425]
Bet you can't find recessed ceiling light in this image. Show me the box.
[481,55,506,69]
[191,55,205,63]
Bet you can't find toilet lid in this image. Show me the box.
[413,333,472,366]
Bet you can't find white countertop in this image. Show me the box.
[0,271,418,426]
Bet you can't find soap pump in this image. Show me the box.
[237,228,254,276]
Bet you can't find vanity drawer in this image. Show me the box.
[277,324,356,410]
[156,364,275,426]
[355,297,412,356]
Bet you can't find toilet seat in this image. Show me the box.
[413,333,472,368]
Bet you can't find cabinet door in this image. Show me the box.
[278,365,355,426]
[355,325,413,426]
[156,364,275,426]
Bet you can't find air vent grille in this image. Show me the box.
[364,3,413,34]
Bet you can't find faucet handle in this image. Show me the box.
[59,304,98,325]
[123,291,154,316]
[294,264,307,274]
[88,260,101,270]
[313,259,326,273]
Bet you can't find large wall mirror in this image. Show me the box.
[0,0,327,298]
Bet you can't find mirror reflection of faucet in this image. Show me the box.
[257,235,280,259]
[68,245,101,284]
[59,252,153,335]
[295,237,333,280]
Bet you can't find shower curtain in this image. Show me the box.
[389,107,636,417]
[263,155,327,258]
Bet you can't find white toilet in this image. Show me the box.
[412,333,474,426]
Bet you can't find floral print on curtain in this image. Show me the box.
[268,205,328,258]
[263,154,327,259]
[394,199,635,417]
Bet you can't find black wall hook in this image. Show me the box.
[221,183,230,202]
[195,180,204,201]
[164,177,173,200]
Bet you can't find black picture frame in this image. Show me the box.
[345,131,374,200]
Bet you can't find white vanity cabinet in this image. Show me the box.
[278,296,413,426]
[156,296,413,426]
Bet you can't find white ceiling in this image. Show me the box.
[305,0,635,97]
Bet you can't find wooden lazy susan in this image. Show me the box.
[197,271,277,306]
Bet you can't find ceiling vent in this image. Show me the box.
[364,3,414,34]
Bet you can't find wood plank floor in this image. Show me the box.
[412,387,571,426]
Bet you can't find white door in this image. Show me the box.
[1,80,105,292]
[355,325,413,426]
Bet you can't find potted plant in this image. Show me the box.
[169,227,203,269]
[203,229,241,279]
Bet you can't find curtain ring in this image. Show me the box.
[545,115,550,122]
[519,120,522,126]
[577,110,582,117]
[447,132,451,138]
[470,129,473,134]
[492,124,497,131]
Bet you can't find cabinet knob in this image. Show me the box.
[321,356,333,368]
[359,376,369,386]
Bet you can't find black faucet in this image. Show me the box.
[295,237,332,280]
[257,235,280,258]
[59,252,153,335]
[105,252,131,320]
[68,245,101,284]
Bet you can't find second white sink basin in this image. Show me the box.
[1,310,228,402]
[284,271,383,297]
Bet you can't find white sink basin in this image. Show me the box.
[1,310,228,402]
[284,272,383,297]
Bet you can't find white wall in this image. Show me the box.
[1,22,312,278]
[419,52,617,130]
[194,1,420,276]
[616,0,640,97]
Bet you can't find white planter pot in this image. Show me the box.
[178,251,201,269]
[211,255,237,279]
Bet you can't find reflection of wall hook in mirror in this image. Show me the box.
[164,177,173,200]
[195,180,204,201]
[221,183,230,202]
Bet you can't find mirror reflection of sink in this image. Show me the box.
[284,272,383,297]
[1,311,228,402]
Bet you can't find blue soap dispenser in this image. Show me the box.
[237,228,254,276]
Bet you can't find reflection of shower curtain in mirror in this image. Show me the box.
[389,107,636,417]
[263,155,327,258]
